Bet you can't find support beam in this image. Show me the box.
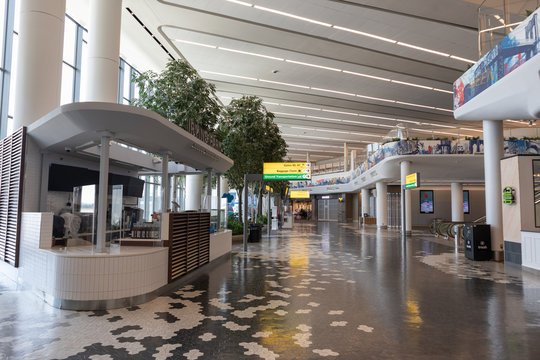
[361,188,370,218]
[206,169,212,211]
[96,134,111,253]
[376,182,387,229]
[483,120,504,259]
[451,182,464,222]
[400,161,412,234]
[216,174,221,230]
[84,0,122,102]
[13,0,66,131]
[161,152,170,214]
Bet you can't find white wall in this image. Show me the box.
[410,187,486,226]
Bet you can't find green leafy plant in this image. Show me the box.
[131,59,221,133]
[227,213,244,235]
[257,215,268,224]
[218,96,287,222]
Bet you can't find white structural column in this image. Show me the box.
[206,169,213,211]
[216,175,221,229]
[161,152,170,214]
[483,120,504,259]
[221,176,229,229]
[96,135,111,253]
[376,182,388,229]
[451,182,464,222]
[350,149,357,171]
[344,143,349,171]
[84,0,122,102]
[400,161,412,234]
[185,174,203,211]
[361,188,370,217]
[13,0,66,130]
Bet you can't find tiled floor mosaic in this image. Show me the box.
[1,222,540,359]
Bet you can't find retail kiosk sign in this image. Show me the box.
[263,162,311,180]
[502,186,515,205]
[290,190,310,199]
[405,173,420,189]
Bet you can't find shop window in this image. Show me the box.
[533,160,540,227]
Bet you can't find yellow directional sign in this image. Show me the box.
[405,173,420,189]
[290,190,310,199]
[263,162,311,180]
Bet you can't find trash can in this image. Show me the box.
[463,224,491,261]
[248,223,262,243]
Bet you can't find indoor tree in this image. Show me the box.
[131,59,221,132]
[218,96,287,223]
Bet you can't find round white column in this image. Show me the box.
[343,143,349,171]
[400,161,412,234]
[483,120,504,259]
[13,0,66,130]
[83,0,122,102]
[361,188,370,217]
[376,182,387,229]
[185,174,203,211]
[451,182,464,222]
[350,149,357,170]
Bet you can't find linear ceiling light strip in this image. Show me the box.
[176,39,452,94]
[224,0,476,63]
[203,70,451,113]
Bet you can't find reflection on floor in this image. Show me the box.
[1,222,540,359]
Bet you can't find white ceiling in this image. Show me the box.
[69,0,538,161]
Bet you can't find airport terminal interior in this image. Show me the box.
[1,0,540,359]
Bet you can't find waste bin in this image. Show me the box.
[248,223,262,243]
[463,224,491,261]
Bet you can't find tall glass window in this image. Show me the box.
[0,0,14,138]
[118,58,140,104]
[60,15,85,105]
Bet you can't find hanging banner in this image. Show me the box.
[263,162,311,180]
[454,8,540,111]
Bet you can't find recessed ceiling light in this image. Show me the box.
[259,79,310,89]
[219,47,284,61]
[200,70,257,81]
[253,5,333,27]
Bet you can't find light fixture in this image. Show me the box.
[225,0,476,63]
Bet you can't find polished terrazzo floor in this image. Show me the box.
[1,222,540,359]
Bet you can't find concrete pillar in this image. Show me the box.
[352,192,359,222]
[96,134,111,253]
[306,153,310,163]
[376,182,387,229]
[344,143,349,171]
[350,149,357,170]
[161,152,170,214]
[185,174,203,210]
[84,0,122,102]
[13,0,66,131]
[216,175,221,229]
[451,182,464,222]
[221,176,229,228]
[206,169,212,211]
[400,161,412,234]
[483,120,504,259]
[361,188,370,217]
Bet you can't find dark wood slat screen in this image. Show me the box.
[168,212,210,283]
[0,127,26,267]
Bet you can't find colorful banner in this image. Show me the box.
[454,8,540,110]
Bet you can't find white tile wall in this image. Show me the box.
[210,230,232,262]
[522,231,540,271]
[19,211,168,302]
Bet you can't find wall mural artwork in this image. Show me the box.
[290,139,540,190]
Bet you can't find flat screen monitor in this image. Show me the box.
[463,190,470,214]
[420,190,434,214]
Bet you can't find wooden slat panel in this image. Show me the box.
[0,127,25,267]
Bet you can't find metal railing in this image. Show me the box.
[429,216,487,245]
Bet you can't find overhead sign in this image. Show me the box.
[290,190,310,199]
[263,162,311,180]
[405,173,420,189]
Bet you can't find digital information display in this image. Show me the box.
[263,162,311,180]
